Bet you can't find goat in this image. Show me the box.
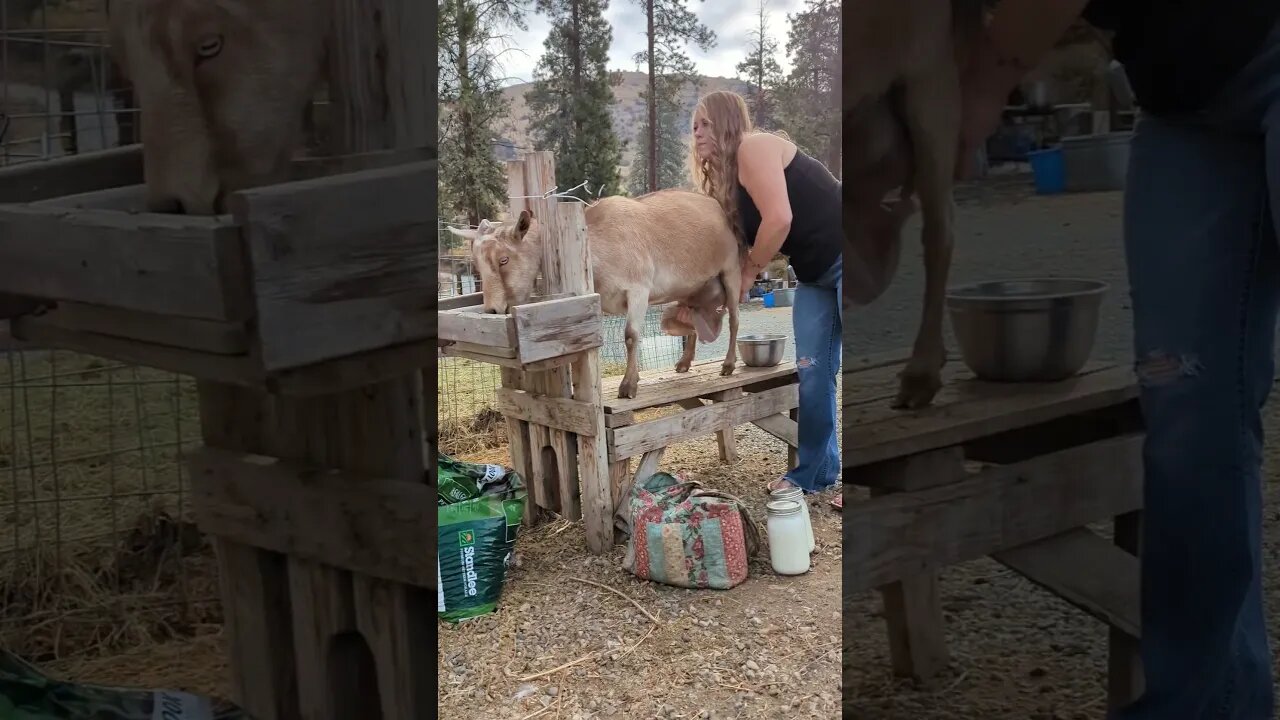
[106,0,328,215]
[845,0,986,409]
[446,189,745,399]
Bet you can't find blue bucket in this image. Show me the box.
[1027,146,1065,195]
[762,292,775,308]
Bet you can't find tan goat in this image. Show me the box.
[447,189,746,399]
[845,0,985,409]
[106,0,328,214]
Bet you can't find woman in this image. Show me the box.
[957,1,1280,718]
[677,90,843,506]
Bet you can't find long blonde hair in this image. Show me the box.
[687,90,753,246]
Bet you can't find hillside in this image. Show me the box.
[495,71,751,182]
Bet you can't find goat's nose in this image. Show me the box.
[147,196,186,215]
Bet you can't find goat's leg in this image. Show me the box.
[618,289,651,399]
[675,331,697,373]
[719,270,742,376]
[893,61,959,410]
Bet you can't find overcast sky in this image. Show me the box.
[492,0,805,87]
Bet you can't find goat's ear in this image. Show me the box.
[515,210,533,239]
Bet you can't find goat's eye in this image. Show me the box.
[196,35,223,62]
[499,257,509,266]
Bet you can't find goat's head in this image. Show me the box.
[107,0,328,215]
[446,210,543,313]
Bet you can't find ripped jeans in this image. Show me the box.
[786,257,842,493]
[1110,20,1280,720]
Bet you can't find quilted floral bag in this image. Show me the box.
[620,471,761,589]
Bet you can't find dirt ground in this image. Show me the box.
[438,417,843,720]
[842,179,1280,719]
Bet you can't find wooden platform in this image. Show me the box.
[843,354,1145,710]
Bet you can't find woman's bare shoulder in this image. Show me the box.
[739,131,796,164]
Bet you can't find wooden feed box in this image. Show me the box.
[843,353,1145,711]
[0,144,437,395]
[438,290,604,369]
[0,143,438,719]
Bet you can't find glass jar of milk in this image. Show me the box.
[769,486,814,553]
[766,499,811,575]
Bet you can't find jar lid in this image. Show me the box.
[766,499,801,516]
[769,486,803,500]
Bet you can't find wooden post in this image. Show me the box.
[195,1,434,718]
[491,151,613,552]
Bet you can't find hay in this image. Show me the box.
[440,414,843,719]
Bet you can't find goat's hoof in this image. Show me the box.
[720,363,736,377]
[618,378,639,399]
[891,366,942,410]
[675,361,691,373]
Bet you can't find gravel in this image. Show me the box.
[845,175,1280,718]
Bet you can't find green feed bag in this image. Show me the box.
[437,455,527,623]
[438,455,521,505]
[0,648,247,719]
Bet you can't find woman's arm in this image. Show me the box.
[737,134,792,273]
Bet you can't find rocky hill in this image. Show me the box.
[495,71,751,181]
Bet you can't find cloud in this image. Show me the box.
[492,0,802,86]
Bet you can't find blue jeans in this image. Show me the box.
[785,258,842,492]
[1109,21,1280,720]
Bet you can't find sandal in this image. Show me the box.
[765,477,798,495]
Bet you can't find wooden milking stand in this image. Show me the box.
[843,354,1145,710]
[440,151,804,555]
[0,1,436,718]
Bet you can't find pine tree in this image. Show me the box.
[633,0,715,193]
[776,0,840,174]
[438,0,529,229]
[525,0,624,201]
[625,77,688,194]
[735,0,784,130]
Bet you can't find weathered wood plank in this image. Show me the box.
[1107,511,1145,708]
[438,308,516,348]
[992,527,1140,637]
[609,384,799,461]
[11,315,261,386]
[844,361,1138,467]
[440,345,578,371]
[438,292,484,311]
[880,572,950,682]
[513,293,603,363]
[0,204,250,321]
[601,359,798,413]
[848,446,966,491]
[752,412,799,448]
[845,434,1143,594]
[187,447,436,587]
[260,340,433,396]
[497,388,598,437]
[50,302,250,355]
[228,160,435,371]
[0,144,143,203]
[32,183,146,211]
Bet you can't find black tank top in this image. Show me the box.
[736,149,841,284]
[1083,0,1280,114]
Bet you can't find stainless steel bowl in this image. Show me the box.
[946,278,1108,382]
[738,333,787,367]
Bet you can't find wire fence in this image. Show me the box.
[437,217,687,455]
[0,0,222,687]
